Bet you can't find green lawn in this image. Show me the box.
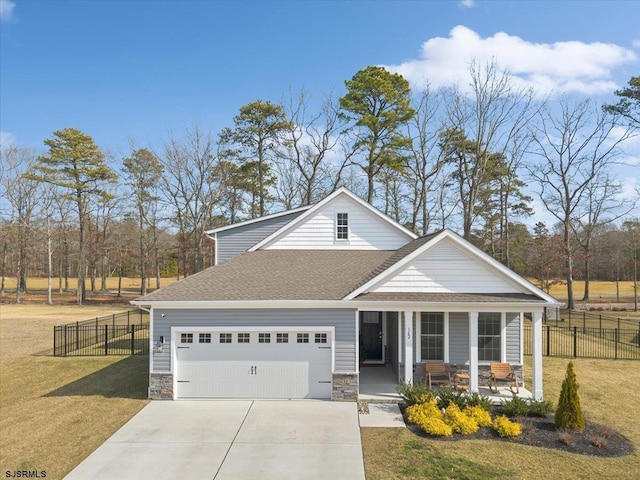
[362,357,640,480]
[0,304,150,480]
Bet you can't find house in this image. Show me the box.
[132,187,560,401]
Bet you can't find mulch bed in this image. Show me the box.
[401,405,634,457]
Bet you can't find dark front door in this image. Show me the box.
[361,312,383,363]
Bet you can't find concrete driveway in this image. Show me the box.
[64,400,365,480]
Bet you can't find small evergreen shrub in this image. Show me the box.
[493,415,522,437]
[500,396,529,417]
[444,403,479,435]
[554,362,585,431]
[436,387,468,410]
[529,398,555,417]
[396,381,435,406]
[465,391,493,412]
[463,405,492,427]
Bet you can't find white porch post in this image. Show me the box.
[403,310,414,384]
[532,310,544,400]
[469,311,479,392]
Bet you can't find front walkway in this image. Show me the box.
[358,365,533,404]
[64,400,365,480]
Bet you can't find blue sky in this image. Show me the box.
[1,0,639,163]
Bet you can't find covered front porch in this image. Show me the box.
[356,305,545,402]
[358,364,533,404]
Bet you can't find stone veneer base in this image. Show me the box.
[149,373,173,399]
[332,373,359,401]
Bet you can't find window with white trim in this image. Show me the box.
[276,333,289,343]
[336,213,348,240]
[478,313,501,361]
[237,333,250,343]
[297,333,309,343]
[420,312,444,360]
[219,333,232,344]
[259,333,271,343]
[199,333,211,343]
[180,333,193,343]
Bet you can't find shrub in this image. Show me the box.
[493,415,522,437]
[465,391,493,412]
[464,405,492,427]
[558,430,574,446]
[396,381,435,406]
[500,396,529,417]
[420,416,453,436]
[529,398,555,417]
[554,362,585,431]
[436,387,468,410]
[444,403,479,435]
[406,399,441,425]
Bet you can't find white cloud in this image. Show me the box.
[0,0,15,22]
[0,131,16,150]
[383,25,637,96]
[459,0,475,8]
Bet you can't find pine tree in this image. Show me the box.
[554,361,585,431]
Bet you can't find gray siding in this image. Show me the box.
[152,308,356,373]
[505,312,521,363]
[449,312,469,365]
[216,211,305,263]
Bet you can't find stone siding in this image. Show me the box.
[149,373,173,399]
[332,373,358,401]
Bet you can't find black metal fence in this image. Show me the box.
[524,324,640,360]
[53,310,149,356]
[551,309,640,331]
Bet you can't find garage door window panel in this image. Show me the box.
[199,333,211,344]
[220,333,232,344]
[181,333,193,344]
[277,333,289,343]
[315,333,327,343]
[297,333,309,343]
[237,333,250,343]
[259,333,271,343]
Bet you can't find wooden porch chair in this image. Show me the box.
[489,363,519,394]
[425,361,451,389]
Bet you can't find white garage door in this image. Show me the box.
[175,329,332,399]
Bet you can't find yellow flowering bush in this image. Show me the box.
[464,405,492,427]
[493,415,522,437]
[444,403,479,435]
[420,416,453,436]
[406,399,440,425]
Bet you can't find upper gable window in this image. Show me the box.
[336,213,349,240]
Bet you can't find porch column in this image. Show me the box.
[532,310,544,400]
[469,311,479,392]
[403,310,413,384]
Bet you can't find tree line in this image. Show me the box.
[1,64,638,308]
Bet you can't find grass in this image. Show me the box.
[546,280,636,300]
[0,304,149,480]
[362,357,640,480]
[1,276,177,293]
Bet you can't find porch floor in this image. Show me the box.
[358,365,533,404]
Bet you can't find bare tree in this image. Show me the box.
[441,60,537,241]
[279,90,349,206]
[1,147,42,302]
[405,86,445,235]
[156,126,220,277]
[528,98,635,309]
[573,173,637,300]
